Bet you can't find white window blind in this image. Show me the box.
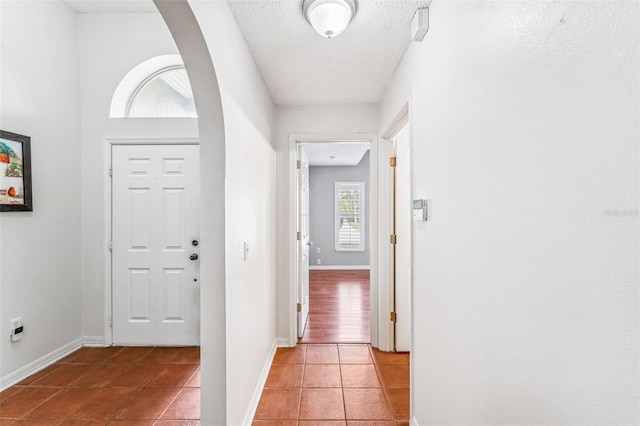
[335,182,365,251]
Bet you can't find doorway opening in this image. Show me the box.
[289,133,379,347]
[298,142,371,344]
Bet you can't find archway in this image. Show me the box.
[153,1,226,423]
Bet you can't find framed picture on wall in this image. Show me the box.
[0,130,33,212]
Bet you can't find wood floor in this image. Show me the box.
[299,270,370,344]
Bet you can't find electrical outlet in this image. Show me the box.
[317,259,321,265]
[316,247,321,254]
[10,318,23,342]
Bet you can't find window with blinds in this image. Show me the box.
[335,182,365,251]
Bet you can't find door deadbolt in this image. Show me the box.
[190,253,199,261]
[192,240,199,246]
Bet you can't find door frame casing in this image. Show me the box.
[381,103,411,352]
[381,92,414,419]
[288,133,379,347]
[103,137,199,346]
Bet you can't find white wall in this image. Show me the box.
[77,12,197,342]
[187,2,277,424]
[380,1,639,424]
[0,1,82,380]
[274,104,379,339]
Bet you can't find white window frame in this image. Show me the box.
[125,65,191,117]
[110,55,184,118]
[335,182,366,252]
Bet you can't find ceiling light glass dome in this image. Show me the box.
[303,0,357,39]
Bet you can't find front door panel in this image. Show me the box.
[112,144,200,345]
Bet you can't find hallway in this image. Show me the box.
[0,1,636,425]
[253,344,409,425]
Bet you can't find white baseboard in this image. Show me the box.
[309,265,370,270]
[82,336,106,347]
[242,338,277,426]
[412,416,419,426]
[276,337,290,347]
[0,337,82,391]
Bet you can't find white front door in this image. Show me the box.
[112,144,200,346]
[297,145,310,338]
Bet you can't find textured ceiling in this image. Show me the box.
[64,1,157,13]
[303,142,370,166]
[227,0,430,105]
[65,0,430,105]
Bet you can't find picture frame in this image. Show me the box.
[0,130,33,212]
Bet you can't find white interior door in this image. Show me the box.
[394,125,412,352]
[378,137,395,352]
[112,144,200,346]
[297,145,310,338]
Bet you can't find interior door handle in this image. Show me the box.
[190,253,199,261]
[307,241,314,246]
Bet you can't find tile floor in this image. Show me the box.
[0,346,200,425]
[253,344,410,425]
[1,343,408,426]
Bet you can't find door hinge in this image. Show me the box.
[297,303,302,313]
[390,312,397,322]
[297,231,301,241]
[108,166,112,177]
[390,234,397,245]
[109,315,113,327]
[108,240,112,252]
[389,157,397,167]
[296,160,302,169]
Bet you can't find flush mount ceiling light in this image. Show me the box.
[302,0,357,39]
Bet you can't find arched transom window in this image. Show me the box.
[127,66,196,117]
[111,55,197,118]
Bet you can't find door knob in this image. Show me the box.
[190,253,199,261]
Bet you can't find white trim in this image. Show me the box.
[412,417,419,426]
[0,338,82,391]
[106,137,200,146]
[103,137,200,346]
[378,91,414,353]
[276,337,291,347]
[289,133,378,348]
[243,339,278,426]
[309,265,370,270]
[82,336,106,347]
[383,103,410,141]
